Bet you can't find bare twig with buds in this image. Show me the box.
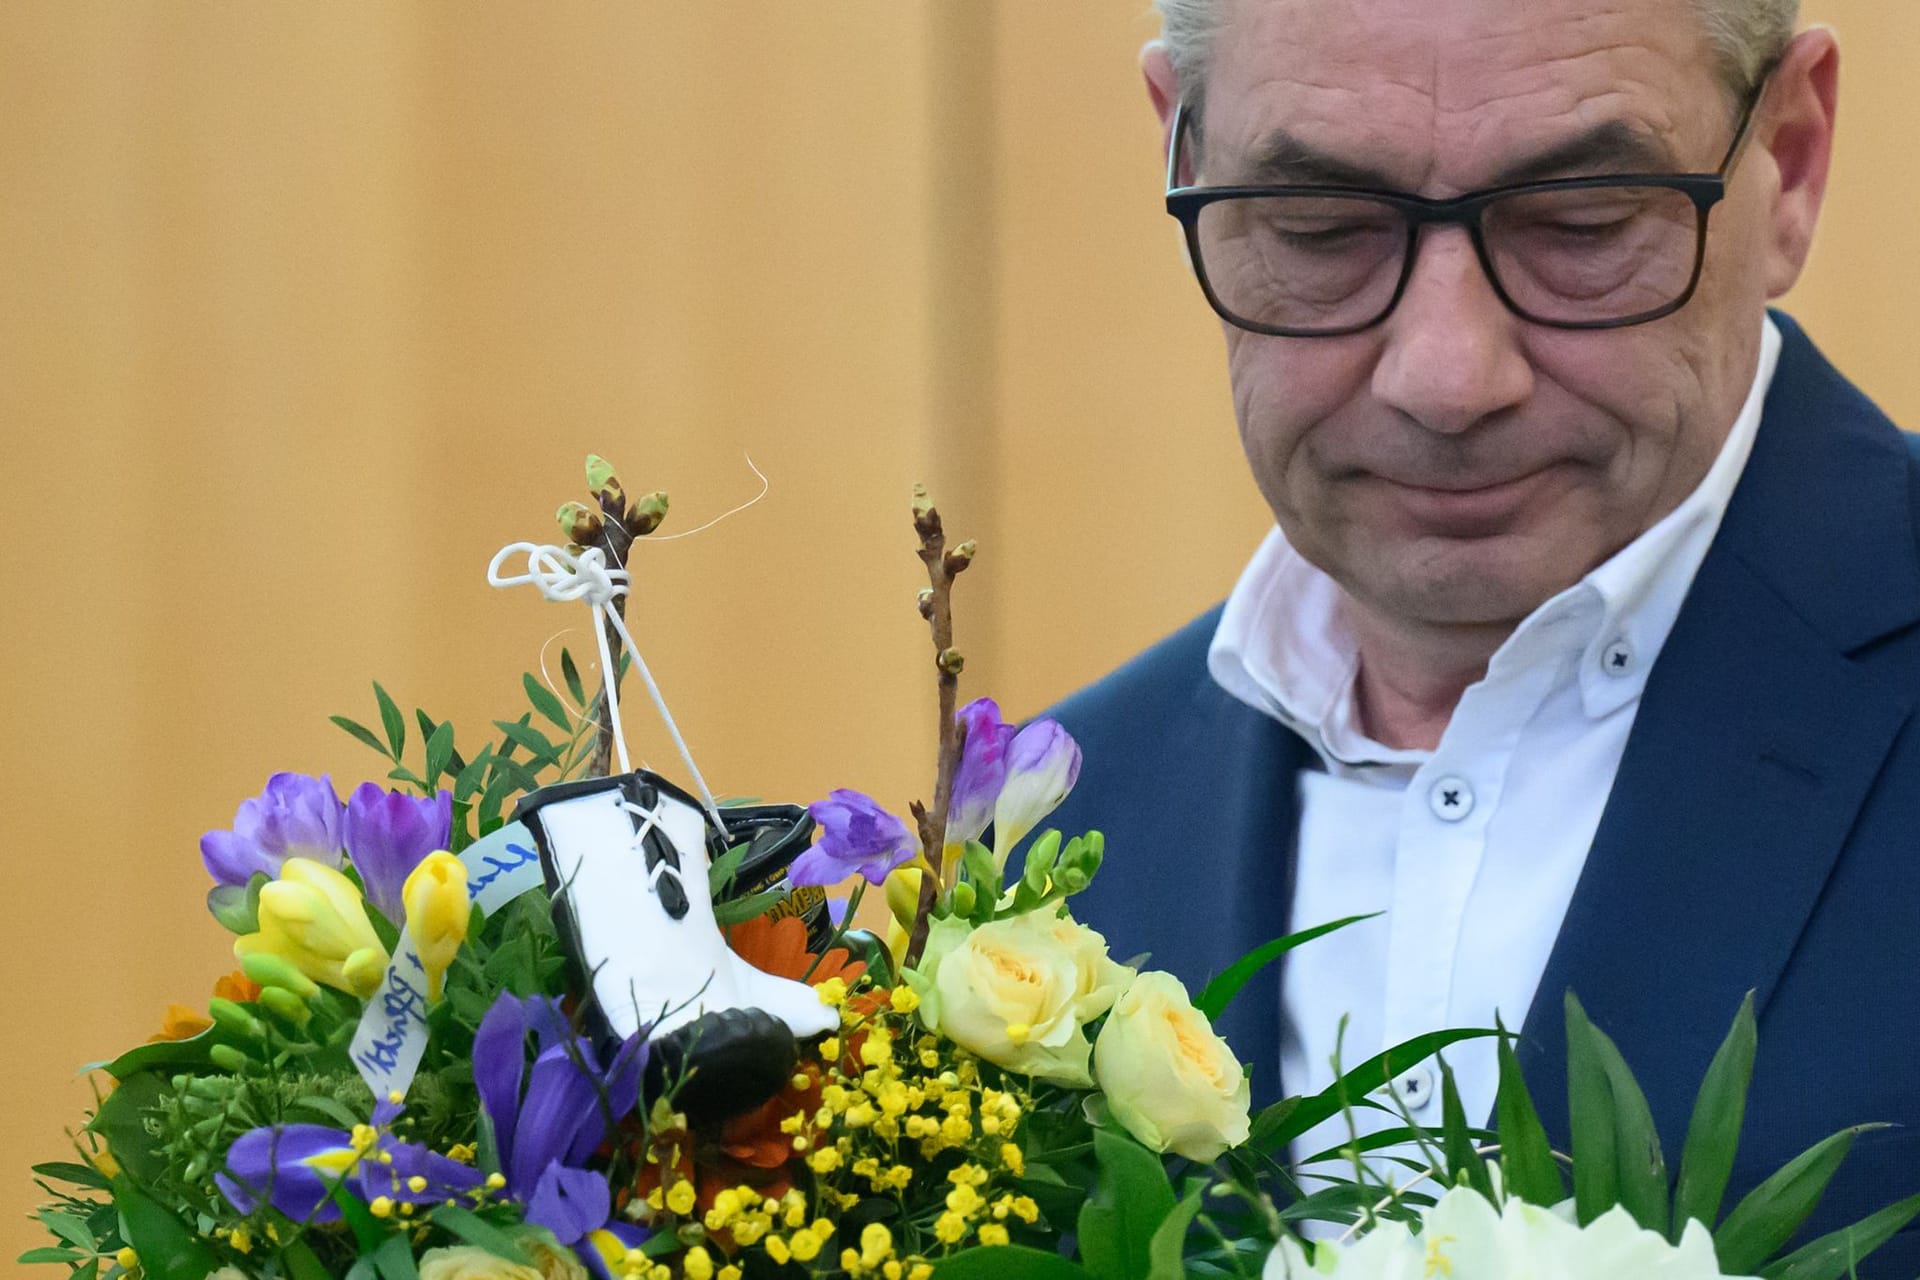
[903,484,975,967]
[558,455,670,777]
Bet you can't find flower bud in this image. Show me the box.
[586,454,627,510]
[629,490,670,536]
[402,851,470,1002]
[259,986,311,1024]
[234,858,390,1000]
[207,998,264,1040]
[556,500,605,548]
[209,1044,251,1073]
[992,720,1083,867]
[239,950,321,1000]
[950,882,978,917]
[1022,830,1062,892]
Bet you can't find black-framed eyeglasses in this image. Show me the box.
[1164,76,1772,337]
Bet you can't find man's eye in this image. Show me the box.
[1271,223,1389,247]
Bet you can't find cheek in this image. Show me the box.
[1224,331,1376,504]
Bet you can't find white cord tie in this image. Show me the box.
[488,541,725,833]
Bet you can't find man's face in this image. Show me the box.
[1189,0,1787,630]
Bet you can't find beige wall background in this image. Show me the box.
[2,2,1912,1263]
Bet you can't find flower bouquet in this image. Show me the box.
[24,458,1920,1280]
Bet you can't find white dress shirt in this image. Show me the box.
[1207,317,1782,1182]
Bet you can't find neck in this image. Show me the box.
[1343,600,1516,751]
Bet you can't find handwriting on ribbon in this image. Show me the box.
[350,821,544,1096]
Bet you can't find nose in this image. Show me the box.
[1371,225,1534,435]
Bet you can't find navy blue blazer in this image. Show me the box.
[1048,314,1920,1274]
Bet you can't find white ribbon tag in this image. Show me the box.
[350,821,544,1097]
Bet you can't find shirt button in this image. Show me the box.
[1390,1065,1437,1111]
[1428,775,1474,821]
[1602,639,1635,676]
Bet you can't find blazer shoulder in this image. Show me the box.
[1046,605,1226,733]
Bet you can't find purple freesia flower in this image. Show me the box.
[580,1222,652,1280]
[991,719,1083,864]
[473,991,644,1246]
[216,1101,480,1222]
[344,783,454,923]
[201,772,346,887]
[791,789,922,887]
[945,698,1016,849]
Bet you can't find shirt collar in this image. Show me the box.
[1209,315,1783,764]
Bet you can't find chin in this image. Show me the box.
[1358,536,1591,629]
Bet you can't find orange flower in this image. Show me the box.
[148,971,262,1043]
[149,1004,212,1043]
[212,970,263,1003]
[720,1061,822,1172]
[723,913,867,987]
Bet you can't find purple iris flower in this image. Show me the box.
[216,1101,480,1222]
[343,783,454,923]
[473,992,644,1245]
[791,789,922,887]
[201,772,346,887]
[945,698,1016,848]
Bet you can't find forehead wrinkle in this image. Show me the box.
[1209,0,1715,194]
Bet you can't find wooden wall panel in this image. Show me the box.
[4,2,1917,1262]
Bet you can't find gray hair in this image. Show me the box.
[1158,0,1797,124]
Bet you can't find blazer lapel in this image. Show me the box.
[1517,315,1920,1143]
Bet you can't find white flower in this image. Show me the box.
[1263,1185,1756,1280]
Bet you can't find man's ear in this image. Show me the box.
[1142,40,1181,165]
[1759,26,1840,298]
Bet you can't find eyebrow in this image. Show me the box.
[1235,120,1683,191]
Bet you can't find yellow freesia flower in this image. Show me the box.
[402,851,469,1001]
[234,857,390,999]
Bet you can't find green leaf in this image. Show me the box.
[1196,914,1377,1022]
[327,1178,385,1254]
[206,872,268,935]
[453,747,494,803]
[1438,1057,1493,1200]
[1716,1126,1878,1276]
[1759,1189,1920,1280]
[291,1093,367,1129]
[561,648,587,709]
[425,720,455,788]
[1494,1026,1564,1207]
[1078,1126,1178,1280]
[1564,992,1619,1225]
[1248,1028,1495,1151]
[283,1240,333,1280]
[1575,995,1668,1236]
[1674,993,1757,1236]
[18,1247,84,1265]
[35,1211,95,1252]
[932,1246,1093,1280]
[431,1206,530,1262]
[493,719,560,765]
[31,1161,111,1190]
[524,672,572,732]
[1146,1185,1206,1280]
[712,888,787,925]
[89,1073,172,1182]
[373,1231,423,1280]
[332,714,392,759]
[112,1176,218,1280]
[374,681,406,758]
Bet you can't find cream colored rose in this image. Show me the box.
[905,908,1133,1085]
[518,1237,589,1280]
[1093,970,1251,1161]
[417,1245,547,1280]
